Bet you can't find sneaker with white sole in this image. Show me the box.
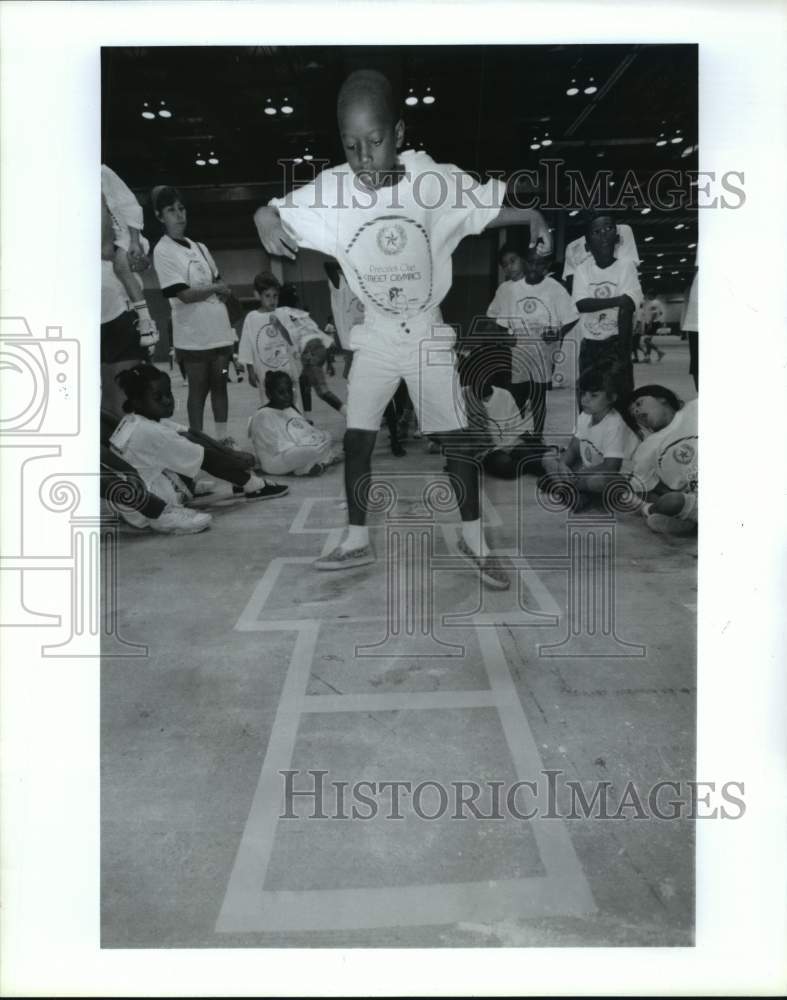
[149,505,212,534]
[117,506,151,530]
[313,544,375,571]
[243,475,289,500]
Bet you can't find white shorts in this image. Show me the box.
[346,316,467,434]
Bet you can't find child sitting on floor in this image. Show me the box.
[541,365,638,510]
[110,364,288,524]
[248,371,344,477]
[626,384,698,536]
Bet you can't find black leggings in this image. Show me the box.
[508,380,547,438]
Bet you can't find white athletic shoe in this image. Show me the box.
[117,507,150,530]
[149,505,212,534]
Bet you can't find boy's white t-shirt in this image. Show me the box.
[631,398,698,493]
[109,414,203,507]
[562,224,640,282]
[248,406,330,463]
[102,164,144,252]
[487,275,579,383]
[575,409,639,469]
[270,149,505,338]
[572,257,643,342]
[328,273,365,350]
[681,272,698,332]
[482,386,532,449]
[152,235,234,351]
[237,307,331,404]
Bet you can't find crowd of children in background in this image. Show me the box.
[100,74,697,548]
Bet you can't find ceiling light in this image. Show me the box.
[644,235,654,242]
[655,274,661,279]
[681,144,695,158]
[541,132,552,147]
[405,88,418,107]
[530,142,541,151]
[674,223,685,230]
[670,136,683,144]
[293,157,303,165]
[566,79,579,96]
[141,102,155,120]
[657,252,664,257]
[671,270,679,274]
[208,157,219,165]
[569,210,579,217]
[303,153,313,161]
[280,102,294,114]
[656,139,667,147]
[657,265,663,270]
[640,207,651,215]
[422,87,435,105]
[158,101,171,119]
[195,158,206,166]
[583,77,597,95]
[680,257,687,263]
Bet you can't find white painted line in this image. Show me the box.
[300,690,498,713]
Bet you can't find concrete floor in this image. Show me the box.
[102,336,697,948]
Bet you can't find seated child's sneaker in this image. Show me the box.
[645,512,697,537]
[117,507,151,530]
[150,505,212,534]
[243,473,289,500]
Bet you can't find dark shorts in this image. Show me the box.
[101,311,146,364]
[176,345,234,365]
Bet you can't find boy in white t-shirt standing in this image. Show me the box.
[254,69,552,588]
[487,244,578,439]
[541,367,637,510]
[572,212,643,398]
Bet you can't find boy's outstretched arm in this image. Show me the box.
[254,206,298,260]
[485,207,552,255]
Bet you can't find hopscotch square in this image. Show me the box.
[217,624,596,933]
[306,621,492,694]
[263,708,545,893]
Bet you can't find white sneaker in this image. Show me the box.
[117,507,151,530]
[149,505,212,534]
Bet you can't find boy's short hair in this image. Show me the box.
[578,364,622,399]
[337,69,400,125]
[497,243,521,265]
[582,208,618,239]
[626,384,683,413]
[150,185,183,214]
[253,271,282,295]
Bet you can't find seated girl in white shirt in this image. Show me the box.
[541,365,637,510]
[110,364,289,512]
[248,371,344,477]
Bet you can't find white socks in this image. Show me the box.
[341,525,370,551]
[461,519,490,558]
[244,472,266,494]
[214,422,228,440]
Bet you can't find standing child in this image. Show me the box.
[572,211,643,399]
[541,366,638,510]
[487,244,578,440]
[254,69,552,586]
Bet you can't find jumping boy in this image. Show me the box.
[254,69,551,588]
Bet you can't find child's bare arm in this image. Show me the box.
[486,207,552,255]
[254,206,298,260]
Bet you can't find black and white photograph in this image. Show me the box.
[1,1,786,996]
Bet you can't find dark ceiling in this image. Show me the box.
[102,44,698,292]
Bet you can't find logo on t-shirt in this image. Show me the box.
[585,281,618,338]
[670,439,696,465]
[594,284,613,299]
[346,215,433,315]
[377,223,407,256]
